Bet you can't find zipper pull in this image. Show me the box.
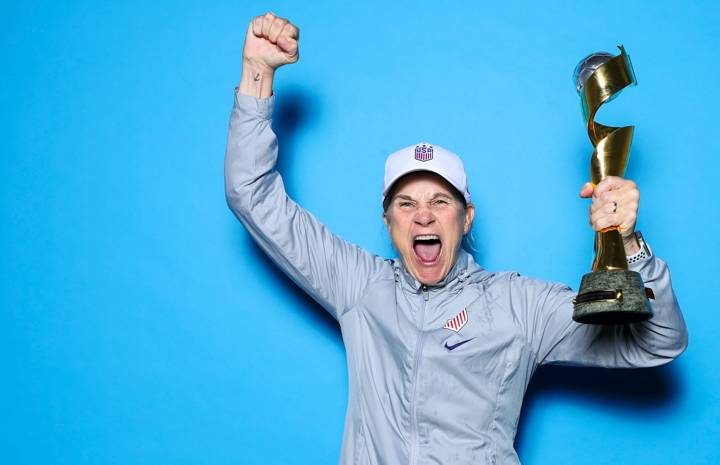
[421,285,429,301]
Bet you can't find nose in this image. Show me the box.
[413,208,436,227]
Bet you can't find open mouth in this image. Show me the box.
[413,234,442,265]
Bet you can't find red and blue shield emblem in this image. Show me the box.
[414,144,433,162]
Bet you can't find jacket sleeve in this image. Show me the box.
[512,245,688,368]
[224,91,386,321]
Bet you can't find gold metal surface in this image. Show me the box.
[581,46,637,272]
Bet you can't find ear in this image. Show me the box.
[463,203,475,235]
[383,212,391,230]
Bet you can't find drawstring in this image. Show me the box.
[459,269,469,284]
[393,264,401,283]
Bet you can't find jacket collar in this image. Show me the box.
[393,250,481,294]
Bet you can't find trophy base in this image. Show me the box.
[573,270,653,325]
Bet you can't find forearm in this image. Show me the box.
[238,59,275,99]
[224,91,276,212]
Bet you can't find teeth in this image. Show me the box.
[415,235,440,241]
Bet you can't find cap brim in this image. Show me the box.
[382,168,470,204]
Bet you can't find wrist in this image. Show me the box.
[238,59,275,99]
[626,231,651,265]
[623,231,641,256]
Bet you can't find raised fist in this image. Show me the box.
[243,12,299,72]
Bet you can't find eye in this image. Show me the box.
[398,201,414,208]
[433,199,449,206]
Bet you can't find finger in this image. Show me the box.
[592,183,638,214]
[593,176,626,197]
[590,209,609,229]
[590,202,615,218]
[261,12,275,37]
[251,16,263,36]
[590,200,607,215]
[606,198,621,215]
[621,202,638,227]
[621,181,640,203]
[282,22,299,40]
[596,185,626,204]
[579,182,595,198]
[268,17,288,43]
[612,190,639,214]
[591,203,637,231]
[614,214,635,234]
[593,199,638,224]
[277,35,298,56]
[589,190,620,214]
[591,214,621,232]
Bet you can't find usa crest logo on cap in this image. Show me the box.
[444,308,468,332]
[414,144,433,162]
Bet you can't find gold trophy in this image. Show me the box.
[572,46,653,324]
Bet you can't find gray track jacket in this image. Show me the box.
[225,92,688,465]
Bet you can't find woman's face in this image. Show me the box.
[384,172,474,285]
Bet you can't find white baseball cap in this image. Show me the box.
[382,142,471,205]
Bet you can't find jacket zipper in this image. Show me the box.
[409,285,429,465]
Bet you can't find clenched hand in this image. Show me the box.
[580,176,641,255]
[239,13,299,98]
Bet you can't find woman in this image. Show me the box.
[225,13,688,465]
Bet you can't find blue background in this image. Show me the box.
[2,0,718,464]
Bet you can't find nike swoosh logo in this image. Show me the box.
[444,338,475,351]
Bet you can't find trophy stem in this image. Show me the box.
[593,229,628,271]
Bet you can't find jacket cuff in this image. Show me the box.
[233,88,274,120]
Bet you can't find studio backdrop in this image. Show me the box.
[2,0,718,464]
